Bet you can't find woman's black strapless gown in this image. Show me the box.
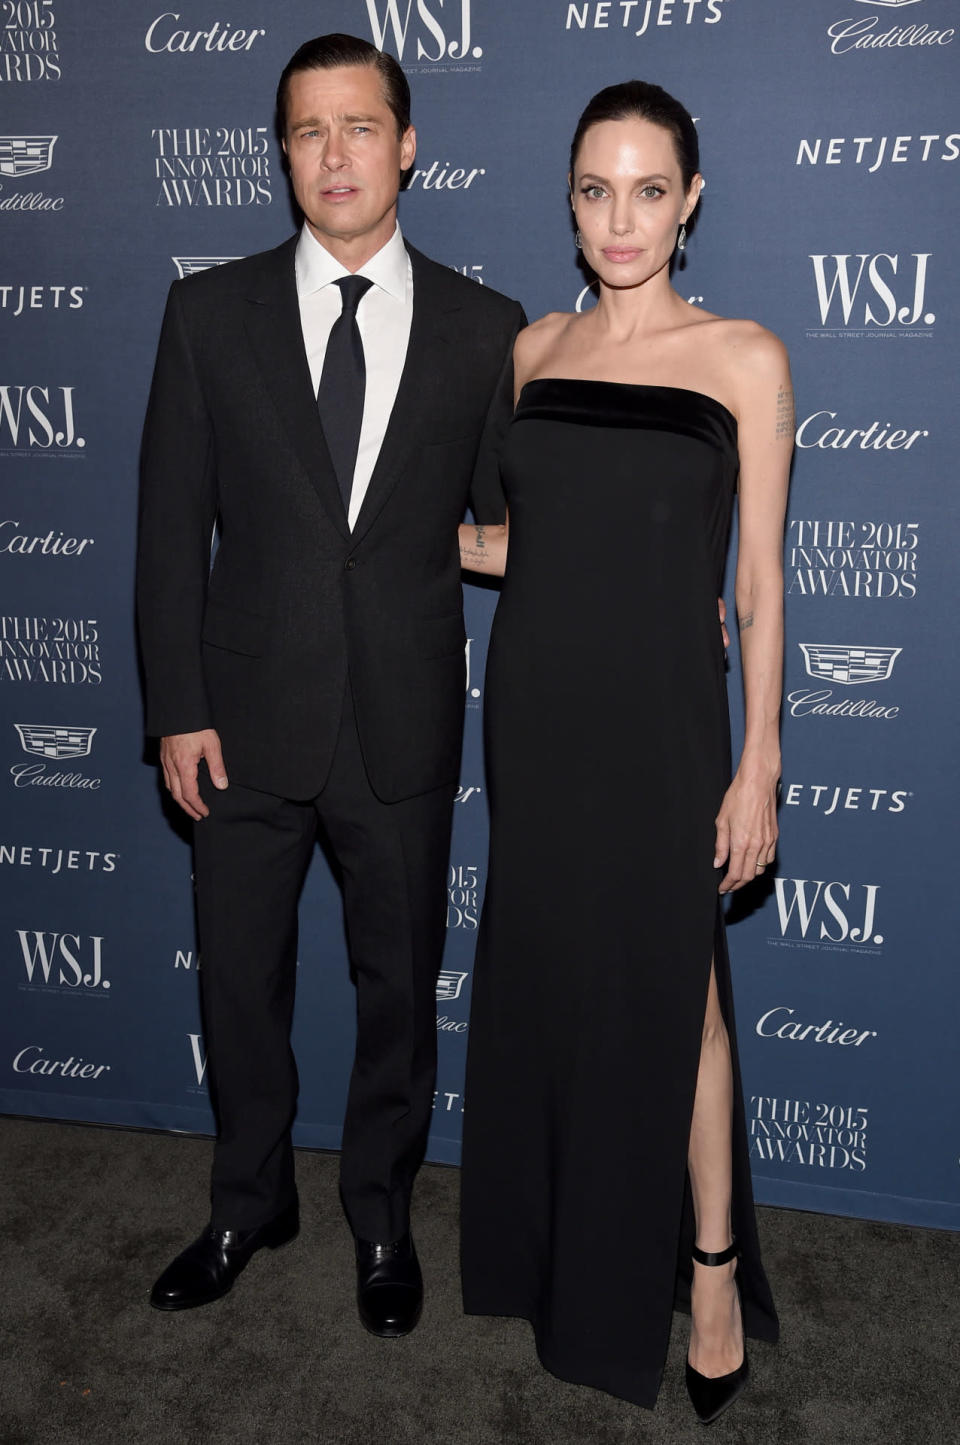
[460,380,779,1409]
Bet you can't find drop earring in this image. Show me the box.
[677,222,687,252]
[575,230,582,250]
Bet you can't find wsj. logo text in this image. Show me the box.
[365,0,482,64]
[17,929,109,989]
[0,385,83,451]
[188,1033,208,1087]
[771,880,883,951]
[465,638,481,702]
[808,253,934,335]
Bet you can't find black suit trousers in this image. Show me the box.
[193,687,454,1241]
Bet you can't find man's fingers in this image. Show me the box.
[160,731,225,818]
[177,762,209,819]
[173,793,204,823]
[203,737,229,791]
[717,597,731,651]
[166,756,208,820]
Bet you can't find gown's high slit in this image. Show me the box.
[460,380,778,1409]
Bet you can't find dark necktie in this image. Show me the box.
[316,274,374,511]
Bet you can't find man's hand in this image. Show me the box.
[160,729,228,821]
[718,597,731,651]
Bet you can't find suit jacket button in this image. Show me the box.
[344,558,357,571]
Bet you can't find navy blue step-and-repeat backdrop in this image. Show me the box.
[1,1,957,1230]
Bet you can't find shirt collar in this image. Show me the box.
[295,222,409,303]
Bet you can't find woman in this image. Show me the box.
[458,81,789,1422]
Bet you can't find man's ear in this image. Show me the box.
[400,124,417,174]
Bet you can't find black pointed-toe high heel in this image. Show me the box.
[685,1239,750,1426]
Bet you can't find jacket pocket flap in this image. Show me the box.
[201,598,269,657]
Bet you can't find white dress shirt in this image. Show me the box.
[295,222,413,531]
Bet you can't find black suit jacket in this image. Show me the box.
[136,235,524,802]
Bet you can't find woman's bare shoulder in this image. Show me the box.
[697,316,790,376]
[515,309,575,349]
[513,310,578,383]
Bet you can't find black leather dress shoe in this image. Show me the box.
[149,1198,299,1311]
[355,1232,423,1337]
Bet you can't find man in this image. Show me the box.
[137,33,524,1336]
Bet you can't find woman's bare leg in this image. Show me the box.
[686,961,744,1377]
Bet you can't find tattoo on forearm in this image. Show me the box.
[739,611,754,632]
[460,524,491,568]
[775,386,794,440]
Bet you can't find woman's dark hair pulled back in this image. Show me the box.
[569,80,699,189]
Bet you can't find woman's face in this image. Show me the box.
[571,116,701,290]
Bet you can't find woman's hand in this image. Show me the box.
[713,763,779,894]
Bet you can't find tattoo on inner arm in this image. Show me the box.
[775,386,795,440]
[739,611,754,632]
[460,524,490,567]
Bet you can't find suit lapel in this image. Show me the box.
[350,245,460,546]
[243,236,350,540]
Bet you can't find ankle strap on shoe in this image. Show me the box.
[692,1239,739,1267]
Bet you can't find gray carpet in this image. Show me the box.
[1,1118,957,1445]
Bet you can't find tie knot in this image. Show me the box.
[335,274,373,318]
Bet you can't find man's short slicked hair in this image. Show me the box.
[276,33,411,138]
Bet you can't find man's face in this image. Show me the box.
[283,63,416,266]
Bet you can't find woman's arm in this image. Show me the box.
[459,518,508,576]
[715,325,793,893]
[459,316,567,579]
